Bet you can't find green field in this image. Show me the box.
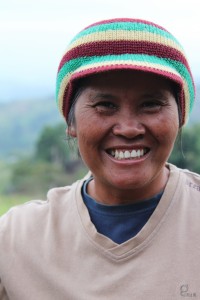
[0,194,31,216]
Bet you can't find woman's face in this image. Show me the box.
[69,70,179,204]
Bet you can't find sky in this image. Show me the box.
[0,0,200,102]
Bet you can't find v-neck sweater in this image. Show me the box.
[0,163,200,299]
[82,178,162,244]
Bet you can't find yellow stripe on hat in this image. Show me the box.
[66,30,184,55]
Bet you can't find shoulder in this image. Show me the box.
[168,163,200,180]
[180,168,200,192]
[0,174,89,287]
[168,163,200,195]
[0,174,89,237]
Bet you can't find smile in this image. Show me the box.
[108,148,149,160]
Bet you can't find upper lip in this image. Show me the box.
[105,144,150,151]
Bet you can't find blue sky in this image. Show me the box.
[1,0,200,102]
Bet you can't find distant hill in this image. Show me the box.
[0,83,200,159]
[0,97,64,159]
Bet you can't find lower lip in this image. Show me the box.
[106,151,150,165]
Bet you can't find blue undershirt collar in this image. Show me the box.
[82,178,163,244]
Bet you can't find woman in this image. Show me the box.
[0,18,198,299]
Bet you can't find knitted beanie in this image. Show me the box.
[56,18,195,126]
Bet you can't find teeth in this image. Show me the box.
[124,151,131,158]
[111,150,115,156]
[110,149,147,160]
[119,151,124,159]
[131,150,137,158]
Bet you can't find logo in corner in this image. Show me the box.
[180,284,196,297]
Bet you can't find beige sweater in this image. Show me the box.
[0,164,200,300]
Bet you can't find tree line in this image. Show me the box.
[5,123,87,197]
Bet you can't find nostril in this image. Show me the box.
[112,122,145,139]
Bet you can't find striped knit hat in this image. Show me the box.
[56,18,195,126]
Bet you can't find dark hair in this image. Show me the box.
[67,85,85,127]
[171,82,182,127]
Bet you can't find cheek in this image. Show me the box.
[155,117,179,144]
[75,118,101,149]
[75,107,110,141]
[151,107,179,143]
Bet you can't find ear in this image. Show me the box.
[67,125,77,137]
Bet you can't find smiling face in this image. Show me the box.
[68,70,179,205]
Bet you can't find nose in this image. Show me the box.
[112,113,145,139]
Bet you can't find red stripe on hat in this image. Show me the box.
[58,41,189,72]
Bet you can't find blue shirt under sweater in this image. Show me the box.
[82,178,163,244]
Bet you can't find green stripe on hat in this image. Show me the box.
[71,21,183,50]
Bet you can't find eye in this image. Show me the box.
[94,101,117,113]
[141,100,166,112]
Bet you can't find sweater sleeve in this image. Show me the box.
[0,214,10,300]
[0,279,9,300]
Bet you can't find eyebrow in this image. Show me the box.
[92,93,118,101]
[141,91,169,100]
[90,90,170,102]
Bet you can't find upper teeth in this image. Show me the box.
[110,149,145,160]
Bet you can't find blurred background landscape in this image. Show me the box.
[1,0,200,215]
